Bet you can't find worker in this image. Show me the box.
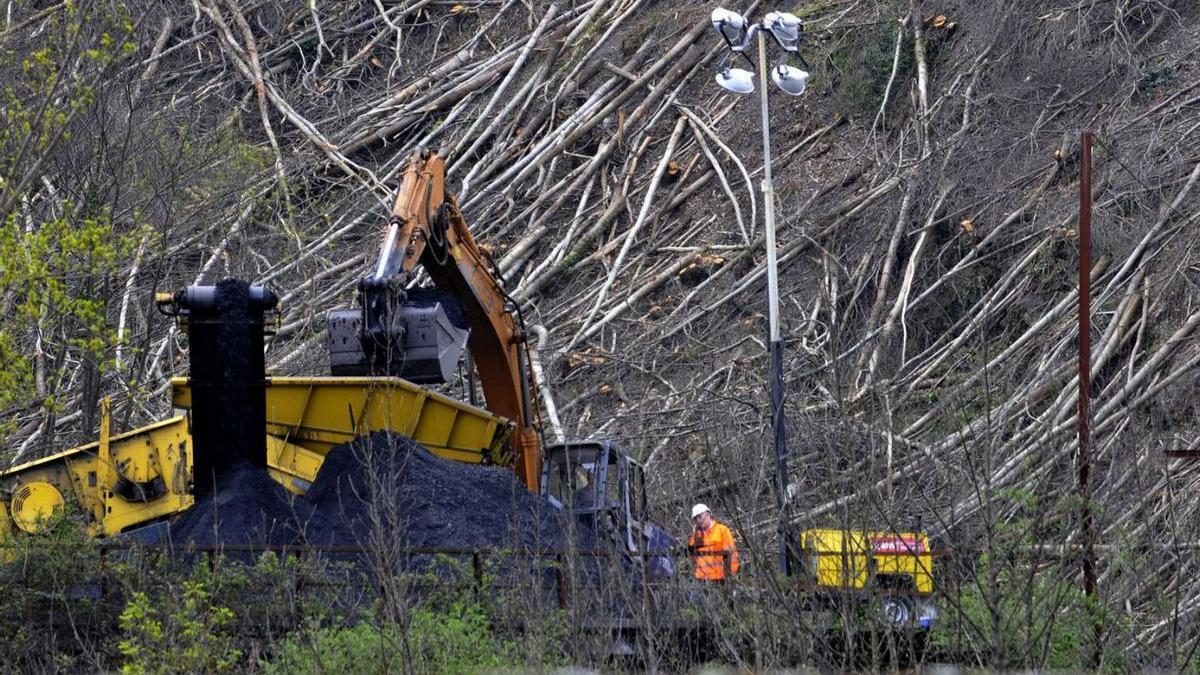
[688,503,739,581]
[574,465,598,510]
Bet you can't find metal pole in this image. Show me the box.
[757,28,791,575]
[1078,129,1099,664]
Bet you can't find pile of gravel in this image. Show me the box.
[167,432,592,553]
[169,461,303,547]
[303,432,574,550]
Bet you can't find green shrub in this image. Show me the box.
[0,518,114,671]
[117,573,243,674]
[409,598,519,673]
[264,598,518,675]
[932,557,1093,668]
[824,22,913,120]
[262,620,398,675]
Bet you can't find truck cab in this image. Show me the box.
[541,441,675,576]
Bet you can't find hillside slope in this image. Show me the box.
[2,0,1199,664]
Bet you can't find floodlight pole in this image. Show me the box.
[755,28,792,576]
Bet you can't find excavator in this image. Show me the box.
[0,150,672,570]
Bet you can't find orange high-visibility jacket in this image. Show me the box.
[689,521,740,580]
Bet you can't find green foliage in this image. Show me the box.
[823,22,913,120]
[117,570,243,674]
[408,597,519,673]
[0,208,142,437]
[263,598,520,675]
[261,555,557,674]
[932,557,1094,668]
[0,1,136,196]
[0,517,107,672]
[2,529,571,673]
[262,620,400,675]
[183,550,308,636]
[1136,65,1175,98]
[0,0,143,446]
[191,126,276,204]
[930,489,1117,668]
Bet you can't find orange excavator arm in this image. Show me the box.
[331,150,543,490]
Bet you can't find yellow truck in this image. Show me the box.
[796,528,936,630]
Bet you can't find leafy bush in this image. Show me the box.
[927,487,1121,668]
[117,571,243,674]
[932,556,1095,668]
[0,0,141,447]
[823,22,913,120]
[262,620,398,675]
[0,518,112,672]
[264,598,518,675]
[408,598,519,673]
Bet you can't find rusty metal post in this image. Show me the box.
[556,554,569,609]
[472,551,483,597]
[1078,129,1100,663]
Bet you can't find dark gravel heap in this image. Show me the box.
[302,432,573,550]
[169,461,303,546]
[164,434,628,613]
[168,432,591,552]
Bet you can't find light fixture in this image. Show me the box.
[771,62,809,96]
[763,11,803,52]
[711,7,751,51]
[716,66,755,94]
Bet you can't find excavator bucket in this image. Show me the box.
[328,287,469,384]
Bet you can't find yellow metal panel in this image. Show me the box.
[1,416,194,540]
[438,448,493,464]
[448,414,499,454]
[413,400,457,448]
[90,417,193,536]
[3,416,189,475]
[804,528,869,590]
[101,495,195,536]
[265,434,326,494]
[172,376,513,485]
[10,482,64,533]
[801,528,934,594]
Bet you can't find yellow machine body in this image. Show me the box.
[171,376,513,495]
[0,377,513,542]
[800,528,934,595]
[0,415,194,539]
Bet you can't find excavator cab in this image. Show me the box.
[542,441,675,576]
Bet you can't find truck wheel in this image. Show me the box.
[880,597,912,626]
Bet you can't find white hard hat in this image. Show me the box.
[691,503,710,519]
